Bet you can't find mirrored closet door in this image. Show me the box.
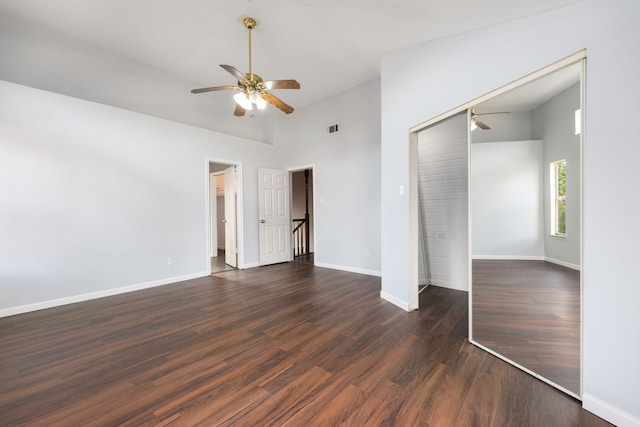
[469,60,583,397]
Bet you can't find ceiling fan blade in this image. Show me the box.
[262,92,294,114]
[220,64,249,82]
[263,80,301,90]
[234,104,246,117]
[475,119,491,130]
[191,85,237,94]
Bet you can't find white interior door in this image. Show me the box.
[224,166,237,267]
[258,168,291,265]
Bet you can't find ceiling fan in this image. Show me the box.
[470,108,510,130]
[191,17,300,117]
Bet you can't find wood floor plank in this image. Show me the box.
[472,259,581,393]
[0,262,610,426]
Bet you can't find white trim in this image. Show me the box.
[583,393,640,427]
[467,109,473,341]
[240,262,260,269]
[471,255,580,270]
[545,257,581,271]
[579,57,586,399]
[408,131,419,311]
[548,234,567,239]
[426,279,467,290]
[380,291,410,311]
[470,339,580,400]
[0,271,209,318]
[472,255,546,261]
[314,262,381,278]
[286,163,315,172]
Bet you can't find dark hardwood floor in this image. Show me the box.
[472,260,581,395]
[0,262,609,426]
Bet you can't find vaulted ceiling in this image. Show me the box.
[0,0,580,142]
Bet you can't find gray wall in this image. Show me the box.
[0,79,282,312]
[532,83,581,267]
[274,79,381,276]
[471,140,545,258]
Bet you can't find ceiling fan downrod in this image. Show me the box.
[244,18,256,82]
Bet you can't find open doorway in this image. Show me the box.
[209,161,240,274]
[290,167,314,265]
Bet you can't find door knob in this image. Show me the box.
[260,219,265,223]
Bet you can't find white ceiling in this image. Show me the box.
[0,0,580,141]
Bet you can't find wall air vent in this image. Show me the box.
[327,123,339,134]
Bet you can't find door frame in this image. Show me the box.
[205,158,244,272]
[288,164,316,261]
[223,166,238,268]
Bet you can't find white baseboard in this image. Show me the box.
[426,279,469,292]
[314,262,381,277]
[545,257,581,271]
[472,255,545,261]
[583,393,640,427]
[0,271,209,318]
[380,291,410,311]
[472,255,580,270]
[240,261,260,269]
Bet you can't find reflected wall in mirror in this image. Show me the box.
[470,61,582,397]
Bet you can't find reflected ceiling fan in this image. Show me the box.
[191,17,300,116]
[470,108,510,130]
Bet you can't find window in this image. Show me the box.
[551,160,567,236]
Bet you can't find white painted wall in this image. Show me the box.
[471,140,545,258]
[274,79,381,276]
[0,80,282,314]
[532,83,582,267]
[380,0,640,424]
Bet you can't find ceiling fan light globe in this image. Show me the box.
[249,90,260,103]
[233,92,253,110]
[470,119,478,131]
[249,91,267,110]
[256,97,267,110]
